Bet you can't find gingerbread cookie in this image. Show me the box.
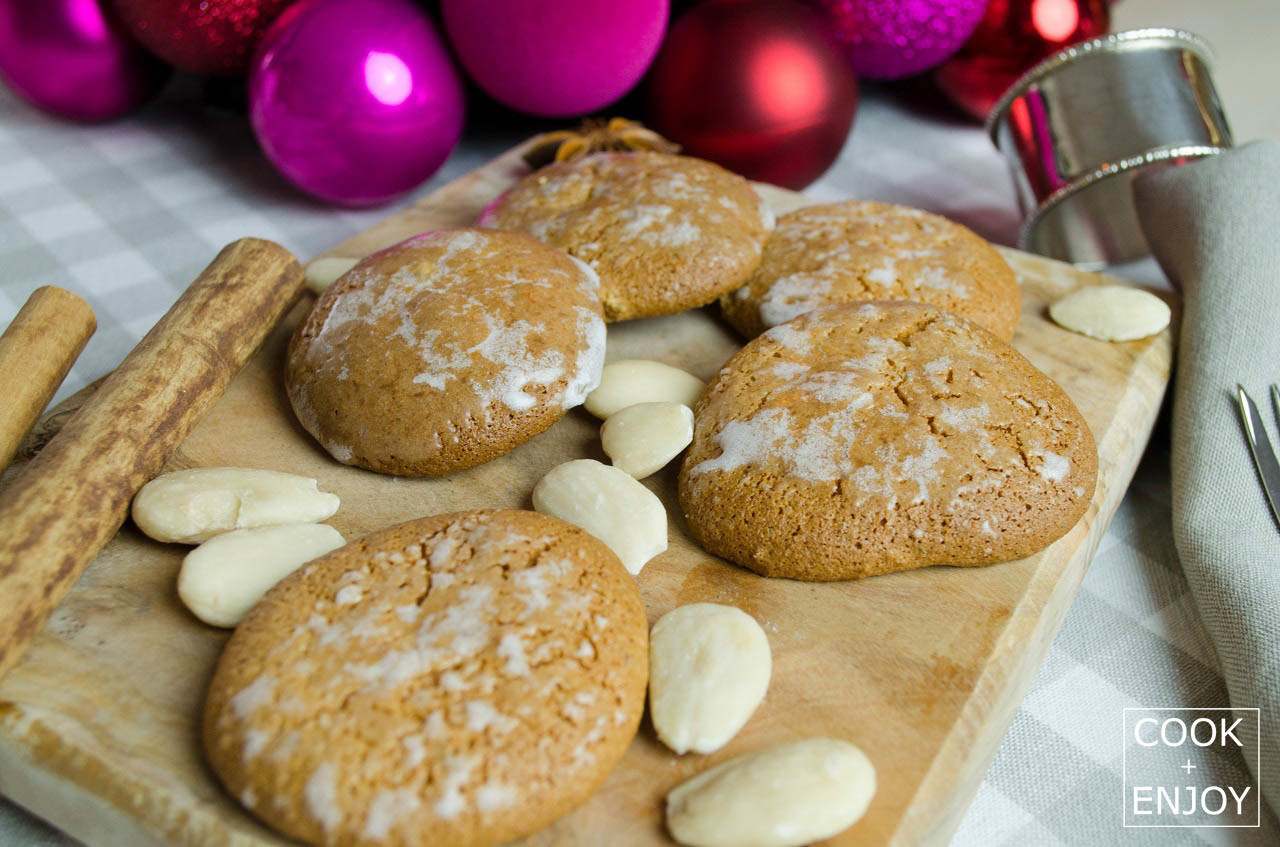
[477,152,771,322]
[285,228,606,476]
[720,200,1021,341]
[679,301,1096,581]
[204,509,648,847]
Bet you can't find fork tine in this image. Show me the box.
[1238,385,1257,439]
[1272,383,1279,428]
[1238,384,1280,529]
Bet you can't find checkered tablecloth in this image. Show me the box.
[0,78,1274,845]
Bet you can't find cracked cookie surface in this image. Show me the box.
[477,152,771,322]
[286,228,606,476]
[679,301,1096,580]
[720,200,1021,341]
[203,509,648,847]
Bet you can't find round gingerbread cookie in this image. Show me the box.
[679,301,1096,581]
[286,228,606,476]
[477,152,772,322]
[204,509,648,847]
[720,200,1021,341]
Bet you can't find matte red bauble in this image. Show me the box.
[113,0,299,76]
[935,0,1109,120]
[646,0,858,190]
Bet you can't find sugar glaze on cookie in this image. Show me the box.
[679,301,1097,581]
[721,200,1021,341]
[286,228,606,476]
[478,152,770,322]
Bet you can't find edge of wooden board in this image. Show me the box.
[895,321,1171,845]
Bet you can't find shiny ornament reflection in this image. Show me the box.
[364,52,412,106]
[1031,0,1079,40]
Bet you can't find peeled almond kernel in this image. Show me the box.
[584,359,705,419]
[531,459,667,575]
[178,523,345,628]
[650,603,771,754]
[132,467,340,544]
[304,256,360,294]
[1048,284,1171,342]
[601,402,694,479]
[666,738,876,847]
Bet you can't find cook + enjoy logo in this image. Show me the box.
[1123,707,1260,828]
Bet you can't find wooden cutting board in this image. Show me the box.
[0,141,1174,847]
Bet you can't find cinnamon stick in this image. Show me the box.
[0,286,96,471]
[0,238,304,678]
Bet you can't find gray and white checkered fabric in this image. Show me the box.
[0,79,1273,845]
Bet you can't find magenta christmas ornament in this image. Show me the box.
[814,0,989,79]
[248,0,465,206]
[0,0,169,122]
[441,0,669,117]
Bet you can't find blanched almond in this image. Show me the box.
[304,256,359,294]
[178,523,345,627]
[650,603,771,754]
[584,359,705,419]
[601,402,694,479]
[666,738,876,847]
[1048,284,1170,341]
[531,459,666,575]
[132,467,340,544]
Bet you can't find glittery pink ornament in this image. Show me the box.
[814,0,990,79]
[0,0,169,122]
[248,0,465,206]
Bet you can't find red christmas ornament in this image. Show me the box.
[935,0,1110,121]
[646,0,858,190]
[112,0,299,76]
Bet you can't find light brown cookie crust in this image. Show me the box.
[285,228,606,477]
[203,509,648,847]
[720,200,1021,341]
[679,301,1097,581]
[478,152,771,322]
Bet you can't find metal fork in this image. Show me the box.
[1236,384,1280,529]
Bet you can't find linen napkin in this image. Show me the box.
[1133,140,1280,811]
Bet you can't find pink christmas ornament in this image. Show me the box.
[0,0,169,122]
[441,0,669,118]
[248,0,465,206]
[814,0,989,79]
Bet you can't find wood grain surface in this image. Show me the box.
[0,143,1174,846]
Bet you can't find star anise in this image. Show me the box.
[522,118,681,170]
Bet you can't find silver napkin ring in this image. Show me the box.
[987,28,1233,268]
